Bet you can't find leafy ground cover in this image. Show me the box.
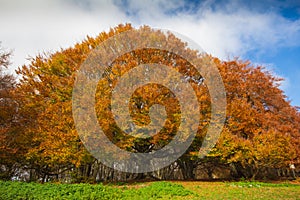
[0,180,299,200]
[0,181,195,200]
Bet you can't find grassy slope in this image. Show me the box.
[179,181,300,200]
[0,180,299,200]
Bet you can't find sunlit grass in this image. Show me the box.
[1,180,299,200]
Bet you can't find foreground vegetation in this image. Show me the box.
[0,181,194,200]
[1,180,299,200]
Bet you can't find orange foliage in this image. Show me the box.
[8,24,300,177]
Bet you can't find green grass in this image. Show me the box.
[180,181,300,200]
[0,180,299,200]
[0,181,195,200]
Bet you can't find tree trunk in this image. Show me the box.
[178,159,195,180]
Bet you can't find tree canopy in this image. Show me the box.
[1,24,299,182]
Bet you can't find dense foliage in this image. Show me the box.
[0,24,299,182]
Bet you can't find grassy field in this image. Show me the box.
[0,180,299,200]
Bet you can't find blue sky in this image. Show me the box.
[0,0,299,106]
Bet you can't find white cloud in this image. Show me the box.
[0,0,299,73]
[119,1,300,59]
[0,0,128,70]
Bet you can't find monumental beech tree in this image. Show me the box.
[0,24,299,182]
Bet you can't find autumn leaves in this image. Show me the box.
[0,24,299,181]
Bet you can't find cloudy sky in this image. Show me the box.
[1,0,300,106]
